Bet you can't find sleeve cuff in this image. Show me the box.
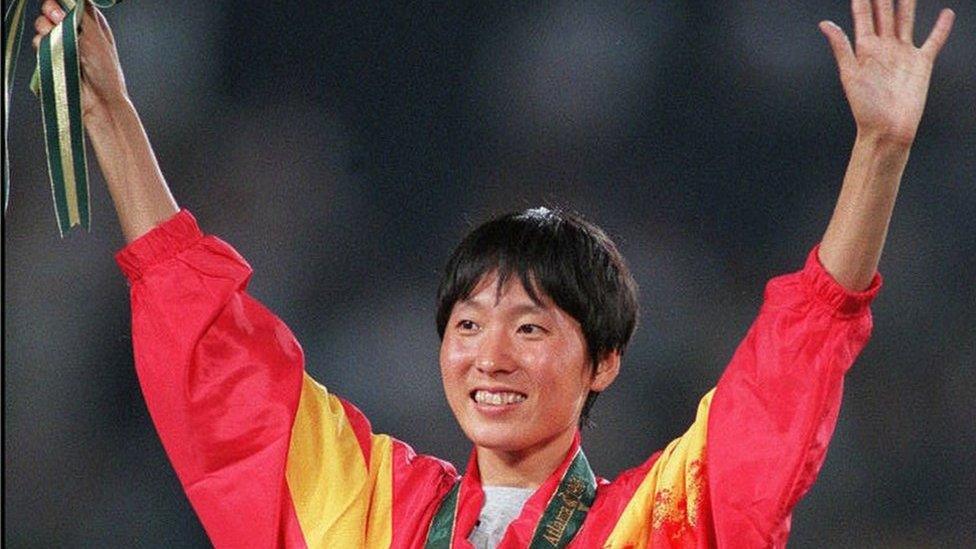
[115,210,203,282]
[800,244,882,316]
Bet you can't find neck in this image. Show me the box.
[476,428,577,489]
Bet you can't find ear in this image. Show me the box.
[589,350,621,392]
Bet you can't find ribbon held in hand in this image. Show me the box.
[4,0,121,236]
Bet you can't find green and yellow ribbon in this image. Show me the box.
[425,449,597,548]
[4,0,121,236]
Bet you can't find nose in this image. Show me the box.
[475,328,515,375]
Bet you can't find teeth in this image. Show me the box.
[474,390,527,405]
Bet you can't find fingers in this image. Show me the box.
[921,8,955,59]
[41,0,64,22]
[872,0,896,37]
[852,0,876,42]
[32,1,65,50]
[32,17,57,51]
[820,21,856,72]
[31,1,114,51]
[896,0,916,43]
[853,0,940,50]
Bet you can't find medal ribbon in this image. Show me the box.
[424,481,461,548]
[424,448,597,549]
[4,0,121,236]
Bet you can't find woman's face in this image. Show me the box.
[440,272,618,457]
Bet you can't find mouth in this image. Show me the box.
[470,389,528,406]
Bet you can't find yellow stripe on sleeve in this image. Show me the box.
[365,434,394,547]
[286,373,376,547]
[604,389,714,549]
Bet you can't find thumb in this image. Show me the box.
[819,20,855,73]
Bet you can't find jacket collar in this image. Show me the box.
[451,431,587,548]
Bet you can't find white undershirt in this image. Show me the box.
[467,486,535,549]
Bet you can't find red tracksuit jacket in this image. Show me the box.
[115,210,880,548]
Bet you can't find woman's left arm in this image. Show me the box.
[818,0,954,291]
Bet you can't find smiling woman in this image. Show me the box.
[441,271,618,489]
[435,207,635,501]
[20,0,960,547]
[114,203,881,548]
[436,207,639,424]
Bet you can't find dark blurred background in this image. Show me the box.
[4,1,974,547]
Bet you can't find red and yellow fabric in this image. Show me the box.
[116,210,880,548]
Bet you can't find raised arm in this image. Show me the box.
[817,0,954,290]
[32,0,177,242]
[584,3,957,547]
[33,5,459,546]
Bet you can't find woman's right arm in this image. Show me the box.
[34,5,458,546]
[33,0,177,243]
[116,211,456,548]
[116,211,312,546]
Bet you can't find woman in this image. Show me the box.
[30,1,954,547]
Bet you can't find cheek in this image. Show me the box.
[541,344,590,397]
[439,345,464,414]
[439,338,469,380]
[522,347,580,390]
[545,338,586,378]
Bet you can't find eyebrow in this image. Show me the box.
[456,298,549,316]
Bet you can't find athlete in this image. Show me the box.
[30,0,955,547]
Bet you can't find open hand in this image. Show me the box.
[819,0,954,145]
[31,0,129,123]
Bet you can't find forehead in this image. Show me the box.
[460,270,550,309]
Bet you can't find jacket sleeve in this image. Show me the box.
[116,210,455,548]
[597,245,880,548]
[706,245,880,546]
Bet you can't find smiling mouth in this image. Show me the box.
[471,390,528,406]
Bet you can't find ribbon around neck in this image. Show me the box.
[4,0,121,236]
[424,448,597,548]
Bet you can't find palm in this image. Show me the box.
[820,0,954,144]
[843,38,933,142]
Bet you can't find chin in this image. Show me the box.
[463,421,531,453]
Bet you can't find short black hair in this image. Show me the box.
[436,207,639,427]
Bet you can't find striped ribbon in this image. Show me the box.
[424,448,596,548]
[4,0,121,236]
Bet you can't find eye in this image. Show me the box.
[456,319,480,333]
[517,324,548,336]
